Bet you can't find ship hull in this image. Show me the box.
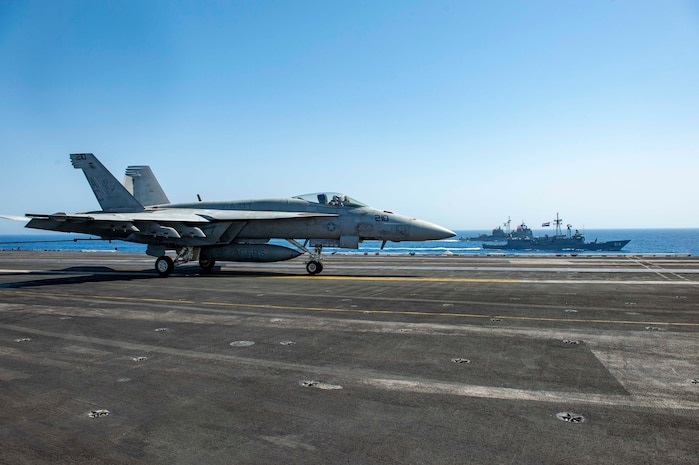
[482,238,630,251]
[461,234,507,242]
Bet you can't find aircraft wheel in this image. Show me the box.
[155,256,174,277]
[199,258,216,271]
[306,260,323,275]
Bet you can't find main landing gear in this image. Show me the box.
[154,254,215,277]
[154,247,205,277]
[198,258,216,271]
[155,255,175,277]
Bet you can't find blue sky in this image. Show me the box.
[1,0,698,234]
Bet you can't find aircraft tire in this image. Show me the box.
[155,256,174,277]
[199,258,216,271]
[306,260,323,275]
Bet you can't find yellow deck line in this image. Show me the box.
[3,289,698,327]
[267,275,698,285]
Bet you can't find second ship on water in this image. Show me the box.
[460,217,533,242]
[463,214,630,251]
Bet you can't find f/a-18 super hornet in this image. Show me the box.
[17,154,455,276]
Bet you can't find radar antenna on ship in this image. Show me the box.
[553,212,564,237]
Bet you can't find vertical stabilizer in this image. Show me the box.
[124,166,171,206]
[70,153,144,212]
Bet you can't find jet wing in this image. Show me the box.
[193,210,338,221]
[24,209,340,243]
[26,210,338,223]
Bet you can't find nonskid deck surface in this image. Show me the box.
[0,251,697,464]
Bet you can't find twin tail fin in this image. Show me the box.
[124,165,170,206]
[70,153,144,212]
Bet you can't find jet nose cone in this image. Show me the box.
[410,219,456,241]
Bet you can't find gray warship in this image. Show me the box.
[461,217,533,242]
[482,214,630,251]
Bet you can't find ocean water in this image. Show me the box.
[1,229,698,256]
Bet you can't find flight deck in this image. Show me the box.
[0,251,697,464]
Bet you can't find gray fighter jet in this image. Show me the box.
[21,153,455,276]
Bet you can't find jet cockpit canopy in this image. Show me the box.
[293,192,367,208]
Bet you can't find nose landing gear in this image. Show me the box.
[286,240,324,275]
[306,260,323,275]
[305,244,324,275]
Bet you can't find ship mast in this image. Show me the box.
[554,213,563,237]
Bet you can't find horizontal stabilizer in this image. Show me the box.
[0,214,29,222]
[25,212,96,222]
